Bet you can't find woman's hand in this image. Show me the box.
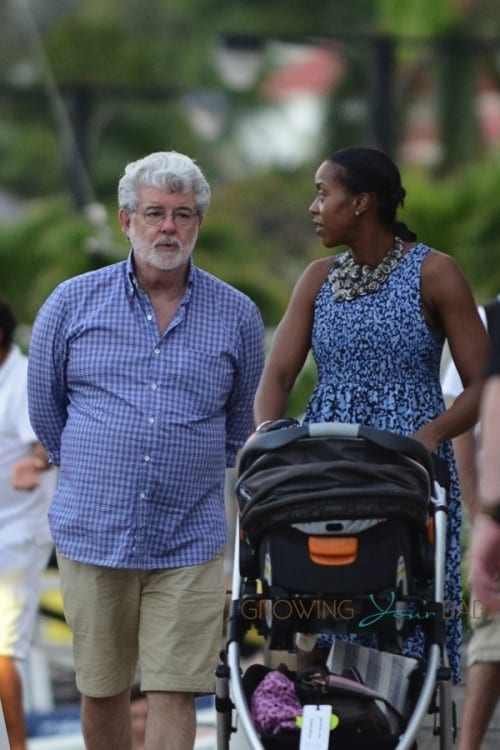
[411,424,439,454]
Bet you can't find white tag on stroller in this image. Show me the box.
[299,704,333,750]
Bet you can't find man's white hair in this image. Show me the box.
[118,151,211,216]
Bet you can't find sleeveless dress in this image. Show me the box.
[303,243,462,683]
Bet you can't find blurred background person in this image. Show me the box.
[0,295,55,750]
[442,295,500,750]
[470,314,500,614]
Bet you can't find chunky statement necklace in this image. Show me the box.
[328,235,404,301]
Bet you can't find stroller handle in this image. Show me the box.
[239,421,436,483]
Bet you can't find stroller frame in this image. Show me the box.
[216,422,456,750]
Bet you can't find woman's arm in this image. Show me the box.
[254,259,330,424]
[414,251,490,452]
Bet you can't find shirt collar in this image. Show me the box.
[125,250,195,303]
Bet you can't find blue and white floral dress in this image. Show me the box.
[303,242,462,683]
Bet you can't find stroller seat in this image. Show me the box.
[236,423,436,646]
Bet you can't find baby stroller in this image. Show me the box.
[216,421,456,750]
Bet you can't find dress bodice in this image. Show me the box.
[304,243,445,433]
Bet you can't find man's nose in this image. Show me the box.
[159,213,177,229]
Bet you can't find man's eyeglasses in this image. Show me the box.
[136,207,199,227]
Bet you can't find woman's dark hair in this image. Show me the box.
[330,146,417,241]
[0,296,17,350]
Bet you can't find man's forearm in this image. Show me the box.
[479,375,500,512]
[452,428,479,519]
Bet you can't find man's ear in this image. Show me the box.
[119,208,132,240]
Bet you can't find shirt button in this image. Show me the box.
[151,383,158,391]
[147,314,153,321]
[144,455,151,462]
[154,348,160,355]
[148,417,155,425]
[139,492,146,499]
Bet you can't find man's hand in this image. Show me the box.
[469,514,500,613]
[11,455,47,490]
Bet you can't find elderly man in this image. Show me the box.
[28,151,265,750]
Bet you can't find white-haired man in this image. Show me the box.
[28,151,265,750]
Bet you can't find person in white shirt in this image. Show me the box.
[442,299,500,750]
[0,296,55,750]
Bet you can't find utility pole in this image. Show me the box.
[65,84,94,211]
[369,34,396,155]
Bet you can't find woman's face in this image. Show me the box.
[309,160,358,248]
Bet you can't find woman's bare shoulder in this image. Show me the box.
[299,255,335,285]
[420,247,478,329]
[421,246,461,269]
[421,247,469,290]
[287,255,335,311]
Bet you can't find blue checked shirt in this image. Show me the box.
[27,254,265,569]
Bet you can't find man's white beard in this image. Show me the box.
[134,231,197,271]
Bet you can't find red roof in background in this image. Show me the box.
[260,45,500,159]
[262,47,344,100]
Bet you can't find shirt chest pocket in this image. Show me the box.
[164,348,235,419]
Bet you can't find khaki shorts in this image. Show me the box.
[57,552,225,697]
[467,595,500,666]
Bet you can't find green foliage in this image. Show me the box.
[90,99,201,198]
[0,198,103,323]
[0,118,62,197]
[400,154,500,301]
[378,0,459,36]
[445,158,500,298]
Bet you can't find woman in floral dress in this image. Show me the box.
[254,146,489,683]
